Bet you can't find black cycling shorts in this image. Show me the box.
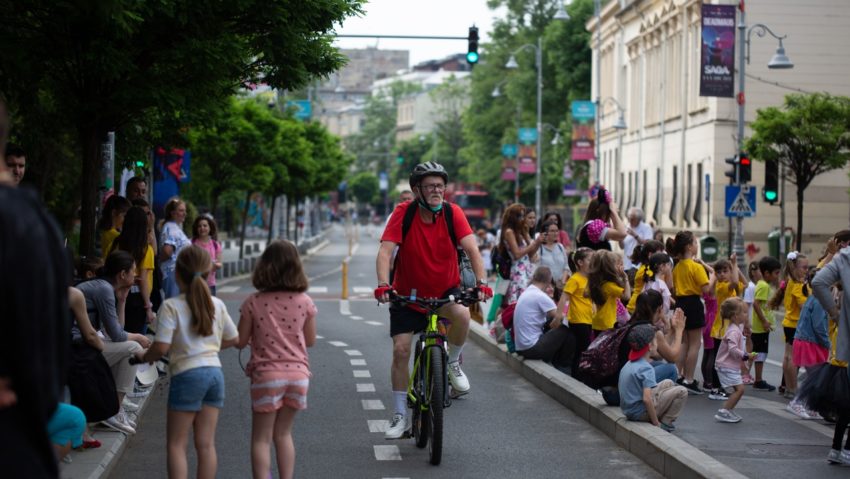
[388,287,461,337]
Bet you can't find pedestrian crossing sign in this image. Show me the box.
[725,185,756,217]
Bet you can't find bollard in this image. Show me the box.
[348,235,352,258]
[341,258,349,300]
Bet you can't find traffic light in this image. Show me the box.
[724,155,738,182]
[738,152,751,183]
[763,158,779,204]
[134,160,145,168]
[466,26,479,65]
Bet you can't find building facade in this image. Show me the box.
[589,0,850,256]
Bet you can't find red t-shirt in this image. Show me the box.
[382,201,473,299]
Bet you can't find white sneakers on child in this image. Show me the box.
[102,410,136,435]
[714,408,742,423]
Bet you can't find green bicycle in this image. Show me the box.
[390,290,475,465]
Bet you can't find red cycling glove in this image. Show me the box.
[374,285,393,301]
[476,285,494,299]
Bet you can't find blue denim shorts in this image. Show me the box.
[168,366,225,411]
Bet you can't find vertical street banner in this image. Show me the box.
[501,144,518,181]
[570,101,595,160]
[562,162,580,197]
[517,128,537,173]
[153,147,191,217]
[699,4,736,98]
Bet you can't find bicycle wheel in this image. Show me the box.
[412,342,428,448]
[426,345,445,465]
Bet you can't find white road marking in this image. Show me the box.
[308,286,328,294]
[356,383,376,393]
[353,370,371,378]
[373,445,402,461]
[217,286,239,293]
[340,300,351,316]
[344,350,362,356]
[350,359,367,366]
[350,315,364,320]
[315,335,324,340]
[361,399,385,410]
[368,420,389,432]
[765,359,782,367]
[353,287,373,294]
[365,321,383,326]
[328,341,348,347]
[351,244,360,256]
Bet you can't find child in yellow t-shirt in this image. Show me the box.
[557,248,594,370]
[626,240,665,314]
[705,255,745,399]
[768,251,809,398]
[587,250,630,333]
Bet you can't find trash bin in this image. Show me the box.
[700,235,720,263]
[768,229,794,259]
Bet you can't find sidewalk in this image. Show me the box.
[467,317,846,479]
[59,230,329,479]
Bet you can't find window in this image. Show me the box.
[683,163,692,227]
[669,165,678,225]
[693,163,703,226]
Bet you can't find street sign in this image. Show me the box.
[725,185,756,217]
[501,144,518,157]
[285,100,312,120]
[378,172,388,191]
[518,128,538,144]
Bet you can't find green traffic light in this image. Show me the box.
[764,190,778,201]
[134,160,145,167]
[466,51,479,64]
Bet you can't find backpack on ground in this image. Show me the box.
[577,325,630,388]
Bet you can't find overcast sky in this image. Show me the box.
[334,0,505,67]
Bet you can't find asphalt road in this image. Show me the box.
[113,224,660,478]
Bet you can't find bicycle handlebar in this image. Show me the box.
[388,291,477,310]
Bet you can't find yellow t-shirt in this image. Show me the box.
[101,228,120,259]
[673,258,709,297]
[563,272,593,325]
[829,318,848,367]
[626,265,647,313]
[592,281,624,331]
[139,245,155,291]
[711,280,744,339]
[782,279,808,328]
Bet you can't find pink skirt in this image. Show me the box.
[792,339,829,368]
[250,371,310,413]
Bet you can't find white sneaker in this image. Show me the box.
[828,448,842,464]
[448,361,470,394]
[102,412,136,435]
[384,413,408,439]
[122,398,140,412]
[840,449,850,466]
[714,408,741,423]
[127,385,152,398]
[786,401,812,419]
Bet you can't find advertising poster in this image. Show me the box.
[517,128,537,173]
[501,144,518,180]
[570,101,595,160]
[153,147,191,217]
[699,4,736,98]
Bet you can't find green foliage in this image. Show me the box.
[0,0,363,255]
[348,171,380,204]
[746,92,850,248]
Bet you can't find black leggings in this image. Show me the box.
[570,323,593,372]
[701,344,721,390]
[834,412,850,451]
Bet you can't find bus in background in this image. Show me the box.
[444,183,490,229]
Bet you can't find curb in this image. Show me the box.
[467,322,748,479]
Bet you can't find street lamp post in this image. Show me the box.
[734,1,793,270]
[594,0,602,184]
[505,3,568,214]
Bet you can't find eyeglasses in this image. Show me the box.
[421,183,446,192]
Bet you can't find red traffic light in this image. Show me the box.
[739,156,751,166]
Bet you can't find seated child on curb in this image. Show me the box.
[714,298,755,423]
[618,324,688,432]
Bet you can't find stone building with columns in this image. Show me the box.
[588,0,850,258]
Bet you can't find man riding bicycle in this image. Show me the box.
[375,162,492,439]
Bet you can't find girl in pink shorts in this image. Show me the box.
[238,240,317,479]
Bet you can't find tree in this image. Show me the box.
[429,76,469,179]
[348,172,380,205]
[0,0,363,255]
[746,93,850,250]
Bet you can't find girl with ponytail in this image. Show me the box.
[557,247,594,369]
[768,251,810,404]
[137,245,239,478]
[643,252,674,316]
[625,240,665,314]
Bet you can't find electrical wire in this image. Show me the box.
[745,73,814,94]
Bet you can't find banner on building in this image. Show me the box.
[570,101,595,161]
[153,147,191,217]
[699,4,736,98]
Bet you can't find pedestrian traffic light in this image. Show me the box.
[724,155,738,182]
[134,160,145,168]
[466,26,479,65]
[763,158,779,204]
[738,153,751,183]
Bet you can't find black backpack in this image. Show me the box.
[390,201,476,290]
[491,241,512,280]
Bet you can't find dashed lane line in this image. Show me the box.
[373,445,402,461]
[361,399,385,410]
[315,335,324,340]
[350,359,367,366]
[307,286,328,294]
[352,287,373,294]
[353,370,371,378]
[356,383,375,393]
[344,350,362,356]
[365,321,382,326]
[350,315,364,320]
[368,420,389,433]
[217,286,240,293]
[340,300,351,316]
[328,341,348,347]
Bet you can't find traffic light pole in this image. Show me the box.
[734,4,747,272]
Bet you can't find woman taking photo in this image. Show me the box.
[160,197,192,299]
[576,188,627,251]
[499,203,544,304]
[540,211,572,250]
